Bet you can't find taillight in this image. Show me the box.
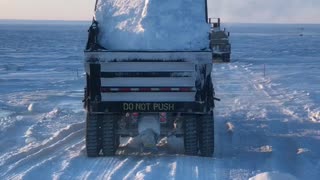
[131,112,139,123]
[160,112,167,123]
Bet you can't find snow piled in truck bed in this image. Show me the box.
[94,0,210,50]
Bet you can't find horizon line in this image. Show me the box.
[0,19,319,25]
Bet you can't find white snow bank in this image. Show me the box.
[25,127,37,144]
[226,122,235,132]
[249,172,298,180]
[0,109,13,119]
[42,108,61,120]
[309,110,320,122]
[95,0,210,50]
[259,145,273,153]
[28,102,47,113]
[296,148,310,155]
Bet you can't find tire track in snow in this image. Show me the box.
[122,159,144,179]
[213,63,300,179]
[134,161,161,180]
[4,129,84,179]
[80,157,141,180]
[214,63,272,157]
[16,140,85,180]
[232,64,300,150]
[129,157,175,180]
[223,63,320,179]
[0,122,84,179]
[87,156,178,180]
[175,157,217,180]
[53,141,189,179]
[51,140,85,179]
[99,158,134,180]
[71,157,109,180]
[240,63,314,122]
[59,156,123,180]
[226,63,303,121]
[99,158,148,180]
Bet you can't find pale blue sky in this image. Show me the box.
[0,0,319,23]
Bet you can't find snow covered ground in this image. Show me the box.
[0,23,320,179]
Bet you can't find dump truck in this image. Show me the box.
[209,18,231,63]
[83,0,218,157]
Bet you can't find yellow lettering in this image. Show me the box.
[130,103,134,110]
[135,103,140,110]
[169,104,175,111]
[140,104,146,111]
[162,103,168,111]
[153,103,160,110]
[145,103,151,111]
[123,103,135,111]
[124,103,174,112]
[123,103,129,111]
[151,103,175,111]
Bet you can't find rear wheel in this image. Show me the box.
[102,114,118,156]
[184,115,198,156]
[86,113,102,157]
[199,112,214,157]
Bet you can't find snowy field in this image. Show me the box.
[0,22,320,179]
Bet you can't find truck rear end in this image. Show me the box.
[84,50,215,157]
[83,0,216,157]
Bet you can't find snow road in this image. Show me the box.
[1,23,320,179]
[1,61,320,179]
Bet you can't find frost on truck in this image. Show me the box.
[83,0,217,157]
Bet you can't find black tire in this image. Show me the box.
[199,112,214,157]
[184,115,198,156]
[102,114,117,156]
[115,135,120,148]
[223,54,231,62]
[86,113,102,157]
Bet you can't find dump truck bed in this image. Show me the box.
[84,50,213,113]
